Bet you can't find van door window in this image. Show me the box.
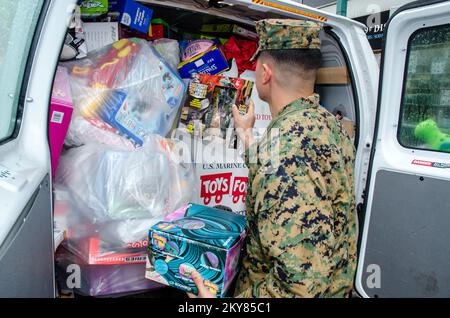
[398,24,450,153]
[0,0,44,144]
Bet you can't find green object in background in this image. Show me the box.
[336,0,348,17]
[80,0,109,16]
[415,119,450,152]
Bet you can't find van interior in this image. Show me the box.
[51,0,359,297]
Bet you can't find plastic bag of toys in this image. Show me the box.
[63,38,186,147]
[55,134,194,222]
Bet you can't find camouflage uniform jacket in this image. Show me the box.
[234,94,357,298]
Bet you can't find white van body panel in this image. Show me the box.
[356,0,450,298]
[0,0,76,248]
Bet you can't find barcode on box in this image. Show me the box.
[51,111,64,124]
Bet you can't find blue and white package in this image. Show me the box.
[117,0,153,34]
[146,204,246,297]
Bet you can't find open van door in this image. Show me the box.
[356,0,450,298]
[0,0,75,297]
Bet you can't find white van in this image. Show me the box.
[0,0,449,298]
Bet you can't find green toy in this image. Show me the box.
[414,119,450,152]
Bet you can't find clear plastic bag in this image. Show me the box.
[64,116,136,150]
[55,135,194,222]
[152,38,181,71]
[62,38,186,146]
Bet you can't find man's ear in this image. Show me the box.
[261,62,273,85]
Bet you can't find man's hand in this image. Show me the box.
[187,271,217,298]
[232,100,256,150]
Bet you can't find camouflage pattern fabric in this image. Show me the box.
[234,94,357,298]
[252,19,322,60]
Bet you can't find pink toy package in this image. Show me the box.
[49,66,74,177]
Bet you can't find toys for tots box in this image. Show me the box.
[193,137,249,215]
[146,204,246,297]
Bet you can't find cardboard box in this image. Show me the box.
[192,138,249,215]
[49,66,73,177]
[79,0,109,16]
[316,66,350,85]
[146,204,246,297]
[116,0,153,35]
[64,236,148,265]
[84,22,119,52]
[201,24,258,41]
[56,247,162,297]
[179,73,254,139]
[86,237,148,265]
[178,46,229,79]
[341,118,355,139]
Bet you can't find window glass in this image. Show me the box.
[0,0,44,143]
[398,24,450,153]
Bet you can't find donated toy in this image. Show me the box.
[179,73,254,147]
[146,204,246,298]
[414,119,450,152]
[72,38,141,91]
[64,38,187,145]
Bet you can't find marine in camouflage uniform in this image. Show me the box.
[233,19,357,298]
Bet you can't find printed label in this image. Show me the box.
[412,159,450,169]
[200,172,247,205]
[51,111,64,124]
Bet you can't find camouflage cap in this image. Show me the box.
[251,19,323,61]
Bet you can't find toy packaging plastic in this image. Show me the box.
[55,135,195,221]
[179,73,254,142]
[178,46,229,79]
[146,203,246,298]
[63,38,186,146]
[49,66,74,177]
[53,134,196,260]
[152,38,180,71]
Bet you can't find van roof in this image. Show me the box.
[141,0,367,31]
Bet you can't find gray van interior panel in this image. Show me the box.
[360,170,450,297]
[0,175,54,298]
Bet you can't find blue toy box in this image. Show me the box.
[177,46,229,79]
[146,204,246,297]
[116,0,153,35]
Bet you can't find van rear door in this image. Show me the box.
[0,0,76,297]
[356,0,450,298]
